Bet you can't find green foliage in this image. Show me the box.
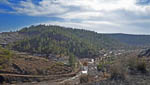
[97,63,103,71]
[69,54,77,69]
[108,34,150,47]
[97,61,113,72]
[11,25,122,58]
[0,46,12,69]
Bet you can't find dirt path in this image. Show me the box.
[59,61,83,84]
[0,73,45,78]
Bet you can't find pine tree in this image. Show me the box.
[69,54,77,70]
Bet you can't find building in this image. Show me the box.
[81,66,88,74]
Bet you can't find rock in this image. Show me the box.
[138,49,150,57]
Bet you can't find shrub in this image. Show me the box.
[110,62,127,80]
[97,63,103,71]
[136,58,147,73]
[127,56,137,71]
[0,47,13,69]
[69,54,76,69]
[127,56,147,74]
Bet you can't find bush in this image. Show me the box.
[80,74,89,84]
[110,62,127,80]
[0,47,13,69]
[127,56,147,74]
[136,58,147,73]
[97,63,103,71]
[127,56,137,71]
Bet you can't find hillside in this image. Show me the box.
[2,25,124,58]
[0,32,24,44]
[105,33,150,47]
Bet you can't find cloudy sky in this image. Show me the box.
[0,0,150,34]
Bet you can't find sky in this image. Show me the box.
[0,0,150,34]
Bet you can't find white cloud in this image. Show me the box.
[4,0,150,17]
[12,0,68,16]
[1,0,150,34]
[60,11,104,20]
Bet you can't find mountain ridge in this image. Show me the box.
[105,33,150,47]
[1,25,150,58]
[0,25,124,58]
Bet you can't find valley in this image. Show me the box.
[0,25,150,85]
[1,0,150,84]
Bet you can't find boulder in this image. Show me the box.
[138,49,150,57]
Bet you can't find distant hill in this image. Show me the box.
[105,33,150,47]
[0,25,124,58]
[0,32,24,44]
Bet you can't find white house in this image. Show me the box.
[81,66,88,74]
[82,70,88,74]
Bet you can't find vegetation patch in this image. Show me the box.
[127,56,147,74]
[110,62,127,81]
[0,47,13,69]
[9,25,124,59]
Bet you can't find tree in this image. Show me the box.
[11,25,121,58]
[69,54,77,70]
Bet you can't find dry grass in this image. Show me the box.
[110,61,127,81]
[0,54,72,75]
[109,54,148,81]
[126,56,147,74]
